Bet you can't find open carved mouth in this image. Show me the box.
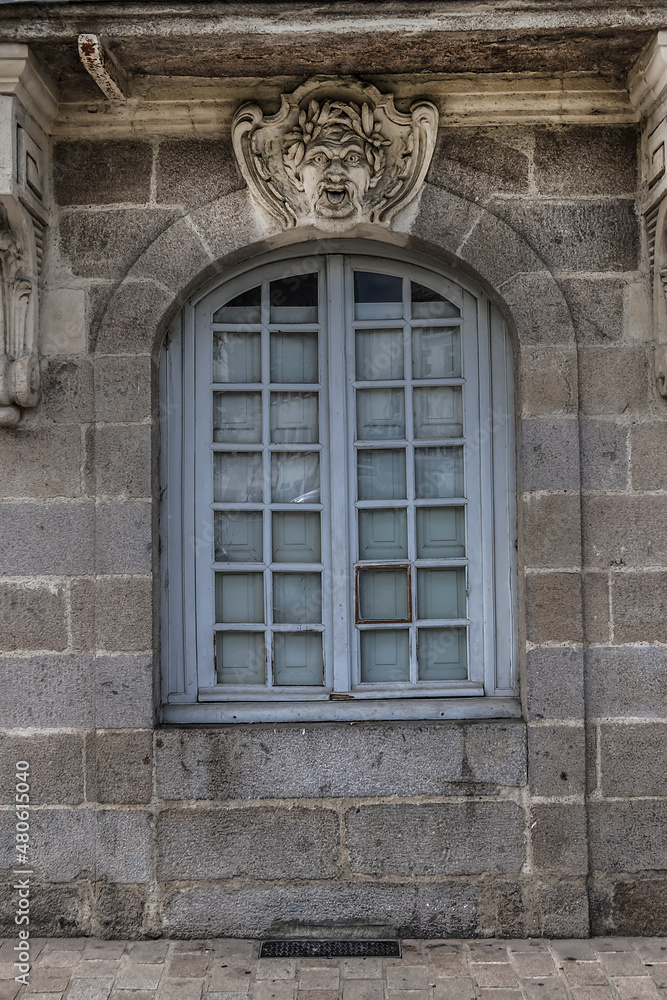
[323,187,348,206]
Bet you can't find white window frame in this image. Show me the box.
[161,242,518,723]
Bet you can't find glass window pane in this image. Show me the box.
[360,629,409,682]
[213,332,261,383]
[356,388,405,441]
[273,573,321,623]
[412,327,461,379]
[416,507,465,559]
[215,572,264,623]
[213,285,261,324]
[213,392,262,443]
[272,512,321,563]
[271,452,320,502]
[415,447,464,498]
[216,632,265,684]
[357,449,406,500]
[413,386,463,439]
[270,392,319,443]
[354,271,403,320]
[215,511,263,562]
[214,452,263,502]
[417,567,466,620]
[358,567,410,622]
[273,632,323,685]
[411,281,460,319]
[418,627,467,680]
[358,508,407,560]
[270,273,318,323]
[355,329,404,380]
[271,332,318,383]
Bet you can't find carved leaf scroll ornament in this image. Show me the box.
[232,77,439,230]
[0,204,40,426]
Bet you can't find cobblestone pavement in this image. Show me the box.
[2,937,667,1000]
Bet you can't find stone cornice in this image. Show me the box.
[0,43,58,133]
[52,72,636,138]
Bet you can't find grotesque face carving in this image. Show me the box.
[283,100,388,224]
[232,78,439,230]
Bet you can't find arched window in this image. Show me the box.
[161,247,517,722]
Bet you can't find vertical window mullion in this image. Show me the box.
[403,278,418,685]
[328,255,352,693]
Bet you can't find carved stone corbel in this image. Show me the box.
[0,44,57,425]
[232,76,438,231]
[629,32,667,397]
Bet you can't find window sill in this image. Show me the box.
[161,696,521,724]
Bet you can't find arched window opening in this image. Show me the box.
[161,248,517,723]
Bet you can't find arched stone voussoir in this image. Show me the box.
[412,182,576,347]
[95,189,270,356]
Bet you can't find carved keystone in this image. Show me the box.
[232,76,438,231]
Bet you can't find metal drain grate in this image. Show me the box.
[260,940,401,959]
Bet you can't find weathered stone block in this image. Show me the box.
[410,183,485,262]
[94,280,175,354]
[70,577,94,650]
[530,804,588,875]
[525,572,583,644]
[457,208,544,288]
[520,348,576,415]
[589,801,667,872]
[488,198,639,272]
[583,571,610,645]
[0,582,67,651]
[59,209,177,279]
[630,422,667,491]
[428,127,530,199]
[525,647,584,721]
[91,730,153,804]
[0,808,94,881]
[95,576,153,651]
[40,288,88,355]
[36,358,94,424]
[612,571,667,643]
[533,126,637,196]
[156,721,526,801]
[128,216,213,291]
[96,811,152,883]
[94,883,147,940]
[580,419,628,491]
[0,654,94,727]
[95,653,155,729]
[520,419,580,491]
[345,802,525,876]
[156,137,243,207]
[522,493,581,569]
[161,882,479,939]
[157,807,340,880]
[95,501,152,575]
[583,495,667,569]
[54,140,153,206]
[560,277,625,344]
[94,356,153,422]
[600,723,667,797]
[536,880,590,938]
[578,346,649,415]
[585,646,667,718]
[502,273,574,346]
[0,426,82,498]
[0,502,94,577]
[609,880,667,936]
[527,724,585,797]
[0,882,90,937]
[187,189,264,266]
[93,424,152,499]
[0,733,84,805]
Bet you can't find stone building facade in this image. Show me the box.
[1,0,667,940]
